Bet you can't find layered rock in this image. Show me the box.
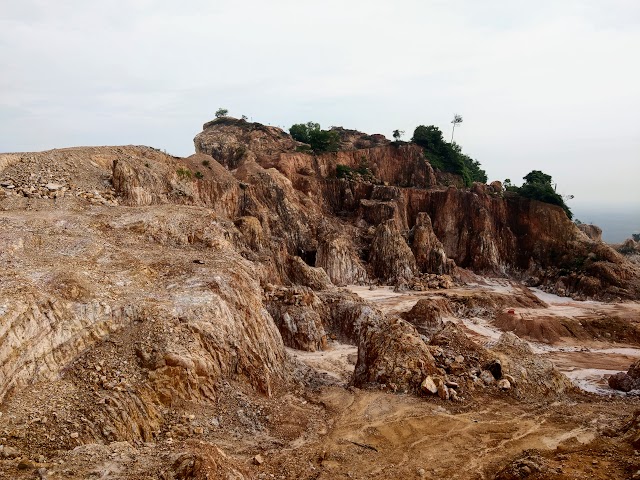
[0,204,288,440]
[369,220,416,284]
[410,212,453,274]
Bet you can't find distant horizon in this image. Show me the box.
[572,204,639,243]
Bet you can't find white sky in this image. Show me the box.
[1,0,639,209]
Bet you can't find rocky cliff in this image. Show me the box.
[193,118,640,301]
[0,119,638,478]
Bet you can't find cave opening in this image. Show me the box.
[298,248,317,267]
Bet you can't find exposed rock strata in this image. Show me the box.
[191,118,639,299]
[369,220,416,284]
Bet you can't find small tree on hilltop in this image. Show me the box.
[215,108,229,118]
[392,129,404,141]
[450,114,463,143]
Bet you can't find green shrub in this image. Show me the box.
[336,164,352,179]
[412,125,486,186]
[510,170,573,219]
[290,122,340,153]
[202,159,210,167]
[195,171,204,179]
[336,161,373,181]
[177,168,192,179]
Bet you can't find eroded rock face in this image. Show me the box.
[410,212,452,274]
[188,119,639,300]
[578,223,603,242]
[316,234,369,286]
[369,220,416,285]
[0,204,287,436]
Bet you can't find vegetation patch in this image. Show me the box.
[411,125,486,186]
[176,167,192,179]
[289,122,340,153]
[506,171,573,219]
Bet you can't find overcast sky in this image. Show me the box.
[1,0,639,210]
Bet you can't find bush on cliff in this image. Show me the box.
[289,122,340,153]
[411,125,486,186]
[511,170,573,219]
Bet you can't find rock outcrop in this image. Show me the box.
[192,119,639,300]
[410,212,453,274]
[578,223,603,242]
[194,117,298,169]
[400,298,446,338]
[353,315,439,393]
[369,220,416,284]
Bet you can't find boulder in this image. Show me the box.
[400,299,445,338]
[420,376,438,395]
[354,315,439,393]
[609,372,635,392]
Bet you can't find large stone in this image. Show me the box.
[354,315,439,393]
[609,372,635,392]
[420,376,438,395]
[400,299,445,338]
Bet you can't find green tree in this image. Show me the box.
[215,108,229,118]
[412,125,486,186]
[392,129,404,141]
[518,170,573,219]
[450,114,463,143]
[289,122,340,153]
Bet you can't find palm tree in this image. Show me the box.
[450,114,463,143]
